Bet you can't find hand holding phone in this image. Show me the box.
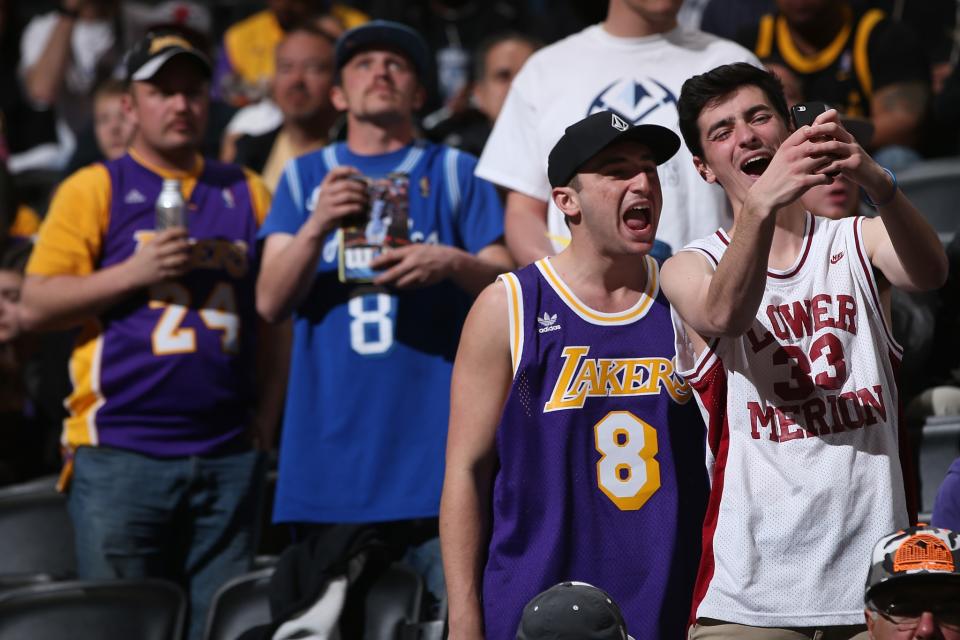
[790,101,829,129]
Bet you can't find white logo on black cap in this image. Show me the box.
[611,113,629,132]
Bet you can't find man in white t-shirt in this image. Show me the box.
[475,0,759,266]
[19,1,120,135]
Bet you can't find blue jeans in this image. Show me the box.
[68,446,265,640]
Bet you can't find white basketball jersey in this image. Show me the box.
[672,213,911,627]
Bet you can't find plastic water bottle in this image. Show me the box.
[155,179,185,229]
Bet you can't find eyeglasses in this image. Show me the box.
[868,599,960,632]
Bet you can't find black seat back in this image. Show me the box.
[204,567,274,640]
[0,479,75,577]
[0,578,186,640]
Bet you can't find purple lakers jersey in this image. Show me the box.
[65,155,261,457]
[482,256,708,640]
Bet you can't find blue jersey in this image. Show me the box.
[260,141,504,523]
[484,257,708,640]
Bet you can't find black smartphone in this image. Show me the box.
[791,101,829,129]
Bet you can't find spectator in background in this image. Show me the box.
[215,0,368,108]
[700,0,774,41]
[0,239,44,486]
[233,25,339,190]
[476,0,759,267]
[362,0,528,112]
[863,525,960,639]
[17,0,123,173]
[736,0,932,170]
[256,21,510,634]
[19,31,283,640]
[91,79,136,162]
[62,79,136,176]
[425,31,541,157]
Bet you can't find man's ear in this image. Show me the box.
[122,91,139,129]
[330,85,348,112]
[693,155,717,184]
[864,609,876,638]
[552,185,581,221]
[413,84,426,112]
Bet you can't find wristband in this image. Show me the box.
[57,6,80,19]
[861,167,898,208]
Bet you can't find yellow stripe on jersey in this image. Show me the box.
[243,168,273,226]
[499,272,523,375]
[128,149,204,199]
[63,321,105,450]
[536,255,658,325]
[854,9,884,100]
[9,205,40,238]
[27,164,111,278]
[776,4,853,74]
[755,14,775,59]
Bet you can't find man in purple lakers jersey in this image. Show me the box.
[20,30,282,640]
[440,111,709,640]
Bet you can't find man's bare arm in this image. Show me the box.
[21,227,192,331]
[663,123,836,337]
[504,191,554,267]
[23,8,78,106]
[870,81,929,150]
[257,167,368,322]
[809,111,948,290]
[441,281,512,640]
[371,240,513,297]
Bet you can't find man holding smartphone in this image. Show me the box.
[664,63,947,638]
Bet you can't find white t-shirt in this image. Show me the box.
[19,12,115,134]
[476,24,759,254]
[673,213,909,626]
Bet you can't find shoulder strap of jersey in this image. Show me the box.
[443,147,462,223]
[853,9,885,101]
[498,271,525,376]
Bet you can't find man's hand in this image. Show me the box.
[371,243,457,289]
[125,227,192,287]
[305,166,369,237]
[800,110,894,202]
[746,116,840,214]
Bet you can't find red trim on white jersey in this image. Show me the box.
[686,356,730,625]
[716,212,815,279]
[852,216,903,358]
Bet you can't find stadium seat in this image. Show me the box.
[0,578,186,640]
[365,563,424,640]
[919,415,960,520]
[897,157,960,243]
[401,620,446,640]
[204,566,274,640]
[0,477,75,578]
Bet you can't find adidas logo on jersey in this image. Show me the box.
[537,312,561,333]
[124,189,147,204]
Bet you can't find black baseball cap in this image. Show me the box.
[547,111,681,188]
[334,20,431,80]
[125,29,211,82]
[516,582,634,640]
